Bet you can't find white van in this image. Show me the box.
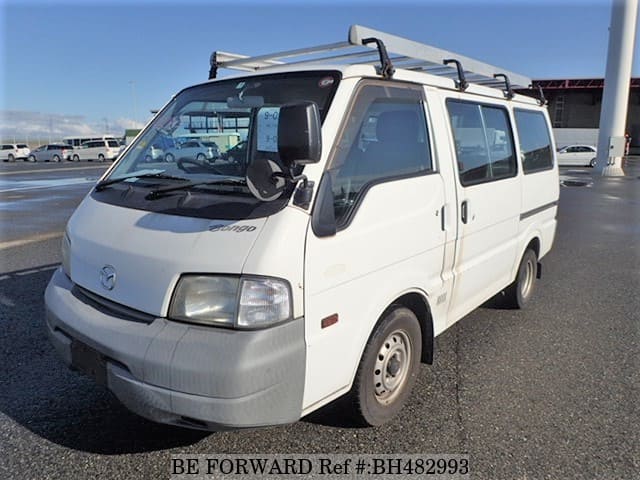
[71,139,122,162]
[45,26,558,430]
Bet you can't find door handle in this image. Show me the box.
[461,200,468,224]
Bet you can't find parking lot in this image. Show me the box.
[0,159,638,479]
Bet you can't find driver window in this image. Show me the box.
[327,83,432,227]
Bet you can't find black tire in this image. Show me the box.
[28,155,36,162]
[589,158,596,168]
[98,154,105,162]
[165,153,175,163]
[52,154,61,163]
[72,154,80,162]
[196,153,206,162]
[8,154,15,162]
[144,155,152,163]
[346,306,422,427]
[503,249,538,309]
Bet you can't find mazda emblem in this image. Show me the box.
[99,265,117,290]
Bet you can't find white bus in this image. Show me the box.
[63,135,120,148]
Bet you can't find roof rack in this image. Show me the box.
[209,25,531,95]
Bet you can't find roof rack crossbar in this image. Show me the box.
[209,24,531,90]
[219,41,351,68]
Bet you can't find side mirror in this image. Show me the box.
[278,102,322,165]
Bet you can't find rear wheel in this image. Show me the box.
[196,153,206,162]
[503,249,538,309]
[28,155,36,162]
[72,154,80,162]
[52,154,61,163]
[8,154,15,162]
[98,154,105,162]
[346,306,421,426]
[589,158,596,168]
[165,153,175,163]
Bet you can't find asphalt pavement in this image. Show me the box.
[0,160,638,480]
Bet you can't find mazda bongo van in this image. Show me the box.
[45,25,559,430]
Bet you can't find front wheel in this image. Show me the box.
[72,154,80,162]
[8,154,15,162]
[165,153,175,163]
[346,307,422,426]
[98,154,105,162]
[503,249,538,309]
[28,155,36,162]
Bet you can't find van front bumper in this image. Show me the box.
[44,267,305,430]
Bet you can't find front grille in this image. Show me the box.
[71,284,157,324]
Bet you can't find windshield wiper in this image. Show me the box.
[146,177,247,200]
[95,172,189,191]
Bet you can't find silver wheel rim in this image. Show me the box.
[373,329,412,405]
[520,258,535,299]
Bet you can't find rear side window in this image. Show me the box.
[107,140,119,147]
[514,109,554,173]
[17,144,28,148]
[447,100,516,186]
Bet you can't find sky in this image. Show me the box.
[1,0,639,141]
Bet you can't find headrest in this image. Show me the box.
[376,110,420,143]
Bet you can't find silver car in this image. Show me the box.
[164,140,220,163]
[27,144,73,162]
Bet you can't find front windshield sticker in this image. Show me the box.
[257,107,280,152]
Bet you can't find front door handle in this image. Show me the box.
[461,200,468,224]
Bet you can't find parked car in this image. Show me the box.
[0,143,31,162]
[164,140,220,162]
[27,144,72,162]
[556,145,597,167]
[71,139,121,162]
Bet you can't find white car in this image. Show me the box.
[164,140,219,162]
[556,145,597,167]
[1,143,30,162]
[71,139,121,162]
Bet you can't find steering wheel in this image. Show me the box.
[177,157,225,175]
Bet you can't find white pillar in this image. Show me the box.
[597,0,639,176]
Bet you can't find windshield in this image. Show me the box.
[94,71,340,220]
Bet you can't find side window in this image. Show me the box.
[480,105,516,180]
[327,83,432,227]
[514,109,554,173]
[447,100,516,186]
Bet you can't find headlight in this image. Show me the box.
[169,275,292,329]
[61,231,71,278]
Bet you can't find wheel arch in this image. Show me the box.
[513,235,542,282]
[375,290,435,365]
